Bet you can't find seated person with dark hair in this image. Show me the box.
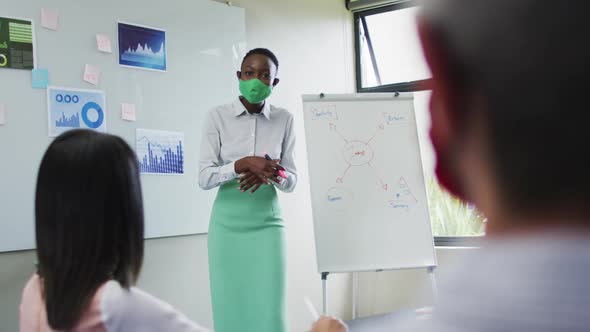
[20,129,209,332]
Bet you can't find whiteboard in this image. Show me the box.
[302,93,436,273]
[0,1,245,252]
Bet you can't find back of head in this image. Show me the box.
[35,129,144,329]
[421,0,590,216]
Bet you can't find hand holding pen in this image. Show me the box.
[263,152,287,180]
[235,154,285,193]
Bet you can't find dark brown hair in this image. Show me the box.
[35,129,144,329]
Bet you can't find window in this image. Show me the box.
[356,2,430,92]
[355,2,486,245]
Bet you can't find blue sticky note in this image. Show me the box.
[32,69,49,89]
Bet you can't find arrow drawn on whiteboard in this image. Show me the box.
[367,123,386,144]
[329,123,349,144]
[367,162,388,191]
[336,165,351,183]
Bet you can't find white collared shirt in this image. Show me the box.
[198,98,297,192]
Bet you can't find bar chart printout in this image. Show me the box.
[136,128,184,175]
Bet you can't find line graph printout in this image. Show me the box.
[303,94,436,273]
[136,129,184,175]
[118,22,166,71]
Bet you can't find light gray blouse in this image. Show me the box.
[198,98,297,192]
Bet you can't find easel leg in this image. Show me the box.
[322,272,329,315]
[352,272,358,319]
[427,266,438,300]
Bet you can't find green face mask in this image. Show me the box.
[239,79,272,104]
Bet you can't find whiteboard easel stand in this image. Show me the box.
[352,272,358,319]
[322,272,329,314]
[427,266,438,298]
[321,266,438,317]
[306,92,438,317]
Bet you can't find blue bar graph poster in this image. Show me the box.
[136,129,184,175]
[47,87,107,137]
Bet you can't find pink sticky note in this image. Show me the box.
[83,64,101,85]
[0,104,6,125]
[41,8,59,31]
[121,103,136,121]
[96,34,112,53]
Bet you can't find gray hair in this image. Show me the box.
[419,0,590,215]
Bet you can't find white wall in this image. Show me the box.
[356,248,473,317]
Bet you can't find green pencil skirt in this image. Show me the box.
[208,179,286,332]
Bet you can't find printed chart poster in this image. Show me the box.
[47,87,107,137]
[118,22,166,71]
[0,17,34,70]
[136,129,184,175]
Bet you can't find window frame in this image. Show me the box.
[353,1,483,247]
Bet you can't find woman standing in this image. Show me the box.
[199,48,297,332]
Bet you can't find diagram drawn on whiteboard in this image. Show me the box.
[310,104,416,212]
[325,186,353,211]
[388,177,418,211]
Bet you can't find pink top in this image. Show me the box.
[20,274,210,332]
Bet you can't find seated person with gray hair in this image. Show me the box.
[312,0,590,331]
